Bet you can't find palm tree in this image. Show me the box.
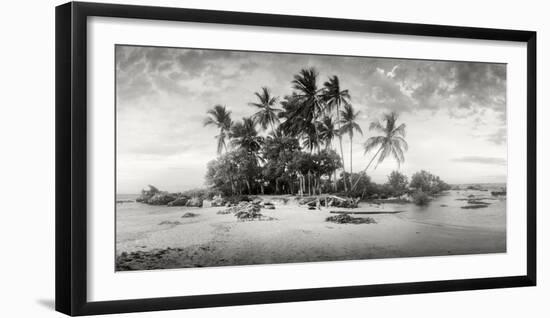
[318,116,337,150]
[318,115,339,191]
[302,122,322,152]
[281,68,325,150]
[203,105,232,155]
[229,117,264,154]
[323,76,351,191]
[249,87,280,134]
[339,104,363,189]
[351,112,408,191]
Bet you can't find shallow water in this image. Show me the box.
[358,188,506,231]
[118,186,506,232]
[115,188,506,269]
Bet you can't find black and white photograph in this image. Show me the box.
[115,45,507,271]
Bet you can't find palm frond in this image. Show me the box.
[363,136,385,153]
[369,120,385,133]
[393,123,406,138]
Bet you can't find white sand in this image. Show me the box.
[116,195,505,269]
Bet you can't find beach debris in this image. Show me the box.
[226,195,252,204]
[233,202,263,220]
[262,202,276,209]
[181,212,199,218]
[325,214,377,224]
[217,201,274,221]
[299,195,358,209]
[167,196,188,206]
[235,209,263,220]
[491,190,506,196]
[158,220,182,226]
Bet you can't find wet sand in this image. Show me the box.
[115,195,505,271]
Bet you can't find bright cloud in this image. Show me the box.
[116,45,507,193]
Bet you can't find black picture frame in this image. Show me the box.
[55,1,537,316]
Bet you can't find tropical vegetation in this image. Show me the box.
[202,66,450,201]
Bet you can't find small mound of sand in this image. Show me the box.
[181,212,199,218]
[326,214,376,224]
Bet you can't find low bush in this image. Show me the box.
[412,190,430,206]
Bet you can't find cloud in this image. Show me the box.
[486,127,507,145]
[452,156,506,165]
[115,45,508,192]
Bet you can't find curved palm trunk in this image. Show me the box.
[336,104,348,192]
[350,146,383,191]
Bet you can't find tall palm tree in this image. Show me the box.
[229,117,264,154]
[203,105,232,155]
[351,112,408,191]
[249,87,281,134]
[281,68,325,150]
[339,104,363,189]
[318,115,339,191]
[323,76,351,191]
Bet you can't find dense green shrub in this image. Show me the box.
[412,190,430,206]
[386,170,409,196]
[410,170,451,194]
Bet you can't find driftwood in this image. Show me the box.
[301,195,359,209]
[330,210,405,215]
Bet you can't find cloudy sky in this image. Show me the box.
[116,45,507,194]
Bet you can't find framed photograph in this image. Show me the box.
[55,1,536,316]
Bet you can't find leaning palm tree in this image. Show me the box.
[323,76,351,191]
[339,104,363,189]
[351,112,408,191]
[249,87,281,134]
[203,104,232,155]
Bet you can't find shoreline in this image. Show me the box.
[116,193,506,271]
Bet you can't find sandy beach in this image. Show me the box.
[116,191,506,271]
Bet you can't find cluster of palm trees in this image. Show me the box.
[204,66,408,195]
